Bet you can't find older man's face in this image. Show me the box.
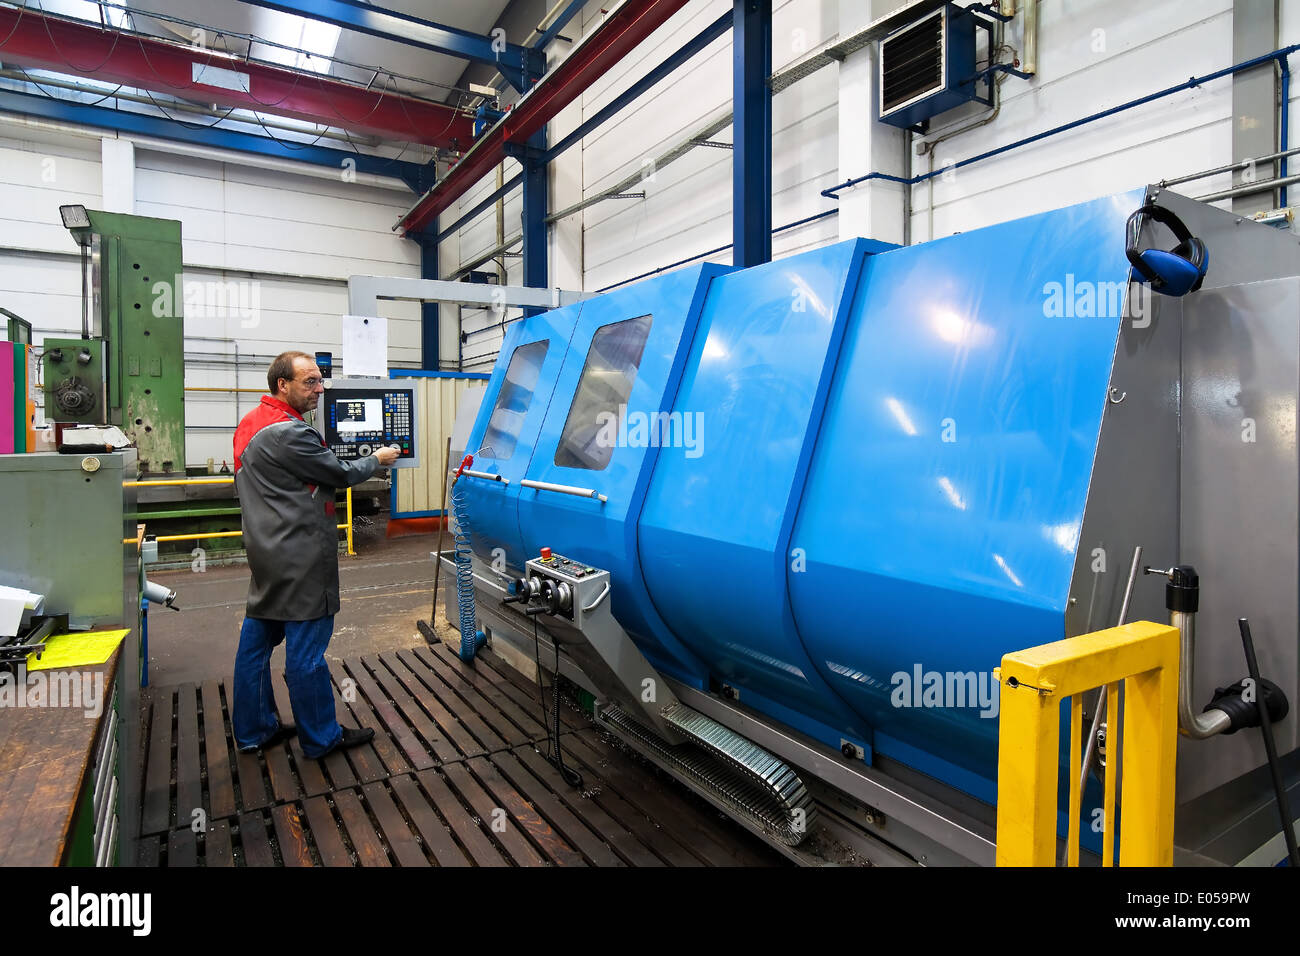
[280,357,325,415]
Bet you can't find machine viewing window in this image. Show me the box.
[554,315,653,471]
[480,339,549,460]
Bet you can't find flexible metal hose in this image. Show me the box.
[451,476,485,662]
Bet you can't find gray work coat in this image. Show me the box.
[234,396,379,620]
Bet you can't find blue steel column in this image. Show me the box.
[522,129,549,315]
[412,230,440,370]
[733,0,772,267]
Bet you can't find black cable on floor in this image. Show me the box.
[551,637,582,789]
[530,614,581,788]
[530,614,550,745]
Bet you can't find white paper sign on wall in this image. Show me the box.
[342,315,388,378]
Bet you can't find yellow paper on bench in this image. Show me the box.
[26,630,129,671]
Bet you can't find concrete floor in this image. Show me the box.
[146,519,455,687]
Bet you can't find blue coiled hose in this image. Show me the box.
[451,475,486,662]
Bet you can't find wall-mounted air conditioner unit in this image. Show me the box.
[879,2,980,131]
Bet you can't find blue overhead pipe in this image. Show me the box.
[822,44,1300,200]
[436,175,522,244]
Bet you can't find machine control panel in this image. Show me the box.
[41,338,106,424]
[536,548,600,580]
[508,549,610,625]
[315,378,419,468]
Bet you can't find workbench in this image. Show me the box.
[0,647,126,866]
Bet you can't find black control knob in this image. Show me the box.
[540,580,560,615]
[54,376,96,416]
[501,577,530,605]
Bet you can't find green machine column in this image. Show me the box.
[50,210,186,473]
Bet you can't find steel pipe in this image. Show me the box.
[520,478,606,502]
[1173,610,1232,739]
[1160,145,1300,187]
[1195,172,1300,203]
[1023,0,1038,76]
[459,469,509,485]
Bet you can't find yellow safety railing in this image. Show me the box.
[124,478,234,487]
[123,479,355,553]
[995,620,1180,867]
[123,524,353,545]
[143,530,245,543]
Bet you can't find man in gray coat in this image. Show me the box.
[231,351,399,758]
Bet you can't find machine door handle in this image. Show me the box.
[459,469,509,486]
[520,478,607,503]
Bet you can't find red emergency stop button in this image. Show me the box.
[540,547,553,561]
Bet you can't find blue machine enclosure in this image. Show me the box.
[790,191,1142,785]
[516,263,729,678]
[464,190,1143,802]
[464,264,731,682]
[639,240,893,740]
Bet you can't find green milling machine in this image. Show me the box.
[40,206,384,566]
[41,206,248,563]
[45,206,186,473]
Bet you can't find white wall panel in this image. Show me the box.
[903,0,1237,242]
[0,133,102,255]
[0,254,82,332]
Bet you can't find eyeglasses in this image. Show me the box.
[297,377,325,388]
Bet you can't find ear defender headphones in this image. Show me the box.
[1125,201,1209,296]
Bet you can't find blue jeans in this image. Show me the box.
[232,615,342,758]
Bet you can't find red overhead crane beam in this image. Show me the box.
[395,0,689,235]
[0,6,473,150]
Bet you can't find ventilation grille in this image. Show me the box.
[881,9,945,115]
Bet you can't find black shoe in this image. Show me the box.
[315,725,374,760]
[339,726,374,749]
[237,722,297,753]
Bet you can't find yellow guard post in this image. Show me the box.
[996,621,1180,866]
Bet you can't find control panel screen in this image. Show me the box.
[315,379,419,468]
[336,399,382,433]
